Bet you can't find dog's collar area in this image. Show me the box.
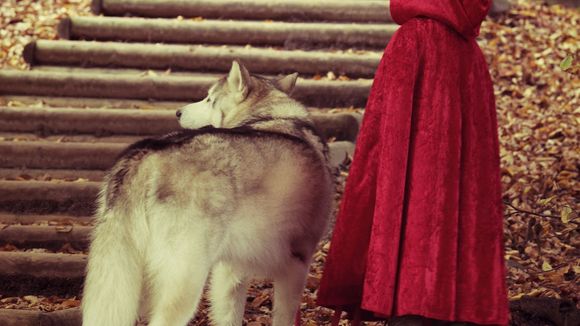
[120,124,318,158]
[242,116,325,140]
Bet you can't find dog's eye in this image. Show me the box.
[206,98,211,103]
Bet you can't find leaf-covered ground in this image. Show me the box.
[0,0,92,69]
[479,0,579,306]
[0,0,578,324]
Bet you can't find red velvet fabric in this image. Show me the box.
[317,0,509,324]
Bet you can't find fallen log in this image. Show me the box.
[0,168,106,182]
[0,252,86,296]
[0,252,86,279]
[0,138,354,214]
[0,181,100,202]
[312,113,361,143]
[59,16,396,49]
[0,106,178,136]
[0,95,188,110]
[0,309,37,326]
[24,40,382,78]
[0,136,358,172]
[0,69,372,107]
[546,0,579,8]
[510,296,580,326]
[0,68,213,103]
[0,107,361,142]
[0,142,124,170]
[0,308,81,326]
[0,95,362,111]
[0,140,354,185]
[0,225,91,250]
[0,180,99,215]
[0,132,143,144]
[0,213,92,225]
[92,0,392,23]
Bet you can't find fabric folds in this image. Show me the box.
[317,1,508,324]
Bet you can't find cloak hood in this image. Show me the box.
[390,0,491,38]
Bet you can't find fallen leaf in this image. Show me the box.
[560,206,572,224]
[542,261,553,272]
[559,55,572,70]
[55,225,73,233]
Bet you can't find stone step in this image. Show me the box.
[0,68,371,108]
[92,0,393,23]
[24,40,381,78]
[59,16,396,49]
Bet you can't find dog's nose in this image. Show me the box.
[176,109,182,119]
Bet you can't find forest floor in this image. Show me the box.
[0,0,578,324]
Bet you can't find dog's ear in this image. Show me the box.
[227,61,251,98]
[275,73,298,95]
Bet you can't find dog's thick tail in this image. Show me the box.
[82,210,143,326]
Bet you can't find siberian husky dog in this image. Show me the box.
[82,62,334,326]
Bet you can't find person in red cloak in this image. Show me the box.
[317,0,509,325]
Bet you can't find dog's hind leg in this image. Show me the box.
[209,261,248,326]
[272,258,310,326]
[146,254,209,326]
[146,234,211,326]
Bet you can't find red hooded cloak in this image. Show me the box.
[317,0,509,324]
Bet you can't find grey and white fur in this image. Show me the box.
[81,61,334,326]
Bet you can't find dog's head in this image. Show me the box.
[177,61,299,129]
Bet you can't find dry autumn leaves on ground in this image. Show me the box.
[0,0,578,325]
